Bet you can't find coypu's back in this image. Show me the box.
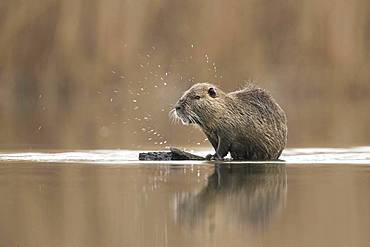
[227,87,288,160]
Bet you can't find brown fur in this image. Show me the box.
[171,83,288,161]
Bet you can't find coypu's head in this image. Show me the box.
[171,83,226,126]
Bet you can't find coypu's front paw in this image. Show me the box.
[205,154,224,161]
[205,154,215,160]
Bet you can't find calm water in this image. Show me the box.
[0,148,369,247]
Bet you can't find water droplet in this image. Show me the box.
[99,126,109,138]
[132,99,137,103]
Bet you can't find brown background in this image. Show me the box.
[0,0,369,149]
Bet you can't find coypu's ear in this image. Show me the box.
[208,87,217,98]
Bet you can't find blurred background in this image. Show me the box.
[0,0,369,149]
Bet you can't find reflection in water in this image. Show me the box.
[0,161,369,247]
[175,164,287,228]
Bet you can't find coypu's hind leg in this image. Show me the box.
[230,143,261,160]
[230,146,250,160]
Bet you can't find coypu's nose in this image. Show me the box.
[175,105,182,111]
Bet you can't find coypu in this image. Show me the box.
[171,83,287,160]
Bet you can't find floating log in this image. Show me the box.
[139,147,206,161]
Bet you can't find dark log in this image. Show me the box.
[139,147,206,161]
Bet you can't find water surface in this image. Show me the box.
[0,148,369,247]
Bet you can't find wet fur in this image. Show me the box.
[173,83,288,161]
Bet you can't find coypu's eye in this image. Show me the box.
[194,95,201,100]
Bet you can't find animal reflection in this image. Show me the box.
[173,164,287,228]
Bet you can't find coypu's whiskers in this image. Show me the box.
[168,108,175,119]
[168,108,179,124]
[168,108,175,117]
[170,108,185,125]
